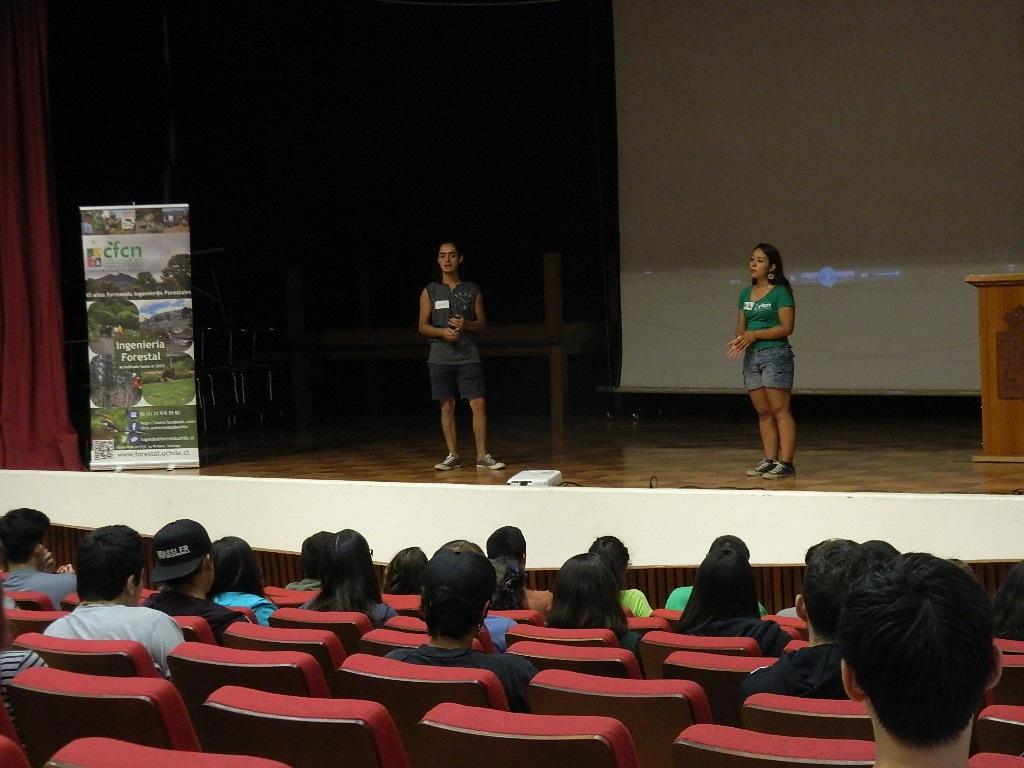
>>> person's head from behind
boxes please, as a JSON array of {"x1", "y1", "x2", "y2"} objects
[
  {"x1": 300, "y1": 531, "x2": 334, "y2": 582},
  {"x1": 486, "y1": 526, "x2": 527, "y2": 564},
  {"x1": 434, "y1": 539, "x2": 485, "y2": 557},
  {"x1": 797, "y1": 539, "x2": 865, "y2": 643},
  {"x1": 383, "y1": 547, "x2": 428, "y2": 595},
  {"x1": 839, "y1": 553, "x2": 1000, "y2": 750},
  {"x1": 76, "y1": 525, "x2": 145, "y2": 604},
  {"x1": 421, "y1": 549, "x2": 495, "y2": 641},
  {"x1": 209, "y1": 536, "x2": 265, "y2": 598},
  {"x1": 0, "y1": 508, "x2": 51, "y2": 567},
  {"x1": 490, "y1": 556, "x2": 526, "y2": 611},
  {"x1": 588, "y1": 535, "x2": 630, "y2": 590},
  {"x1": 993, "y1": 561, "x2": 1024, "y2": 641},
  {"x1": 151, "y1": 519, "x2": 213, "y2": 593},
  {"x1": 548, "y1": 553, "x2": 627, "y2": 638},
  {"x1": 310, "y1": 529, "x2": 381, "y2": 613},
  {"x1": 861, "y1": 539, "x2": 900, "y2": 569},
  {"x1": 708, "y1": 534, "x2": 751, "y2": 561},
  {"x1": 677, "y1": 548, "x2": 759, "y2": 632}
]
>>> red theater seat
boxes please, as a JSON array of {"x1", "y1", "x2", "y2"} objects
[
  {"x1": 996, "y1": 638, "x2": 1024, "y2": 655},
  {"x1": 43, "y1": 736, "x2": 291, "y2": 768},
  {"x1": 672, "y1": 723, "x2": 874, "y2": 768},
  {"x1": 171, "y1": 615, "x2": 217, "y2": 644},
  {"x1": 507, "y1": 641, "x2": 641, "y2": 679},
  {"x1": 381, "y1": 594, "x2": 422, "y2": 617},
  {"x1": 741, "y1": 693, "x2": 873, "y2": 740},
  {"x1": 991, "y1": 655, "x2": 1024, "y2": 706},
  {"x1": 652, "y1": 609, "x2": 682, "y2": 623},
  {"x1": 200, "y1": 685, "x2": 410, "y2": 768},
  {"x1": 970, "y1": 755, "x2": 1024, "y2": 768},
  {"x1": 505, "y1": 624, "x2": 617, "y2": 648},
  {"x1": 270, "y1": 607, "x2": 373, "y2": 655},
  {"x1": 639, "y1": 631, "x2": 760, "y2": 679},
  {"x1": 761, "y1": 615, "x2": 808, "y2": 641},
  {"x1": 13, "y1": 633, "x2": 161, "y2": 678},
  {"x1": 489, "y1": 609, "x2": 545, "y2": 626},
  {"x1": 385, "y1": 615, "x2": 428, "y2": 633},
  {"x1": 222, "y1": 622, "x2": 347, "y2": 696},
  {"x1": 626, "y1": 616, "x2": 672, "y2": 638},
  {"x1": 977, "y1": 705, "x2": 1024, "y2": 757},
  {"x1": 5, "y1": 591, "x2": 55, "y2": 611},
  {"x1": 663, "y1": 650, "x2": 778, "y2": 727},
  {"x1": 417, "y1": 702, "x2": 639, "y2": 768},
  {"x1": 6, "y1": 608, "x2": 68, "y2": 636},
  {"x1": 0, "y1": 735, "x2": 28, "y2": 768}
]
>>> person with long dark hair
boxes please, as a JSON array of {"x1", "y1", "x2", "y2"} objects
[
  {"x1": 382, "y1": 547, "x2": 428, "y2": 595},
  {"x1": 726, "y1": 243, "x2": 797, "y2": 479},
  {"x1": 588, "y1": 535, "x2": 652, "y2": 618},
  {"x1": 417, "y1": 241, "x2": 505, "y2": 472},
  {"x1": 209, "y1": 536, "x2": 277, "y2": 626},
  {"x1": 674, "y1": 547, "x2": 788, "y2": 656},
  {"x1": 303, "y1": 530, "x2": 396, "y2": 628},
  {"x1": 547, "y1": 553, "x2": 639, "y2": 652},
  {"x1": 993, "y1": 561, "x2": 1024, "y2": 641},
  {"x1": 490, "y1": 556, "x2": 527, "y2": 611}
]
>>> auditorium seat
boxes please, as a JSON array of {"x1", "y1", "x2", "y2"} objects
[
  {"x1": 5, "y1": 590, "x2": 55, "y2": 611},
  {"x1": 970, "y1": 754, "x2": 1024, "y2": 768},
  {"x1": 528, "y1": 668, "x2": 712, "y2": 768},
  {"x1": 13, "y1": 633, "x2": 162, "y2": 678},
  {"x1": 741, "y1": 693, "x2": 873, "y2": 740},
  {"x1": 261, "y1": 590, "x2": 314, "y2": 608},
  {"x1": 761, "y1": 615, "x2": 808, "y2": 641},
  {"x1": 663, "y1": 650, "x2": 778, "y2": 727},
  {"x1": 381, "y1": 594, "x2": 422, "y2": 617},
  {"x1": 199, "y1": 685, "x2": 409, "y2": 768},
  {"x1": 6, "y1": 608, "x2": 69, "y2": 636},
  {"x1": 61, "y1": 592, "x2": 82, "y2": 612},
  {"x1": 42, "y1": 736, "x2": 291, "y2": 768},
  {"x1": 783, "y1": 639, "x2": 810, "y2": 653},
  {"x1": 626, "y1": 616, "x2": 672, "y2": 638},
  {"x1": 7, "y1": 667, "x2": 199, "y2": 767},
  {"x1": 0, "y1": 688, "x2": 19, "y2": 743},
  {"x1": 990, "y1": 655, "x2": 1024, "y2": 706},
  {"x1": 507, "y1": 641, "x2": 641, "y2": 679},
  {"x1": 337, "y1": 653, "x2": 506, "y2": 765},
  {"x1": 166, "y1": 641, "x2": 331, "y2": 735},
  {"x1": 505, "y1": 624, "x2": 618, "y2": 648},
  {"x1": 358, "y1": 628, "x2": 483, "y2": 656},
  {"x1": 385, "y1": 615, "x2": 428, "y2": 633},
  {"x1": 977, "y1": 705, "x2": 1024, "y2": 756},
  {"x1": 417, "y1": 702, "x2": 639, "y2": 768},
  {"x1": 0, "y1": 735, "x2": 28, "y2": 768},
  {"x1": 226, "y1": 605, "x2": 259, "y2": 623},
  {"x1": 489, "y1": 609, "x2": 545, "y2": 625},
  {"x1": 222, "y1": 622, "x2": 347, "y2": 696},
  {"x1": 171, "y1": 615, "x2": 217, "y2": 644},
  {"x1": 672, "y1": 723, "x2": 874, "y2": 768},
  {"x1": 652, "y1": 609, "x2": 682, "y2": 623},
  {"x1": 270, "y1": 607, "x2": 372, "y2": 655},
  {"x1": 639, "y1": 631, "x2": 760, "y2": 679},
  {"x1": 996, "y1": 638, "x2": 1024, "y2": 655}
]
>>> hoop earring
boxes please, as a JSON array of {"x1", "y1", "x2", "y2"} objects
[{"x1": 768, "y1": 271, "x2": 775, "y2": 282}]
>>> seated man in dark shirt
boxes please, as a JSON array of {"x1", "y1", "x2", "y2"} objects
[
  {"x1": 385, "y1": 548, "x2": 537, "y2": 712},
  {"x1": 741, "y1": 538, "x2": 865, "y2": 700},
  {"x1": 142, "y1": 518, "x2": 248, "y2": 641}
]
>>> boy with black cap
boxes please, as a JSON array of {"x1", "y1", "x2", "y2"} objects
[
  {"x1": 385, "y1": 548, "x2": 537, "y2": 712},
  {"x1": 141, "y1": 518, "x2": 248, "y2": 640}
]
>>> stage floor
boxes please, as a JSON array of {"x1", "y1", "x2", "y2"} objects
[{"x1": 189, "y1": 410, "x2": 1024, "y2": 495}]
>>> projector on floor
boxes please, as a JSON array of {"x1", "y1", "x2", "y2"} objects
[{"x1": 506, "y1": 469, "x2": 562, "y2": 487}]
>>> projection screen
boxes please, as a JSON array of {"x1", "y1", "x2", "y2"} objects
[{"x1": 614, "y1": 1, "x2": 1024, "y2": 393}]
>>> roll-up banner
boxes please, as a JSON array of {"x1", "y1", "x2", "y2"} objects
[{"x1": 81, "y1": 204, "x2": 199, "y2": 470}]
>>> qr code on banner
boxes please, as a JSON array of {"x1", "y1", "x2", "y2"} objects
[{"x1": 92, "y1": 441, "x2": 115, "y2": 461}]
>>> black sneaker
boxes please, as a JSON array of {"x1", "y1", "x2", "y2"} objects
[
  {"x1": 763, "y1": 461, "x2": 796, "y2": 479},
  {"x1": 746, "y1": 458, "x2": 777, "y2": 477}
]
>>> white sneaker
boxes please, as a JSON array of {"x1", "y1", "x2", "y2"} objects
[
  {"x1": 475, "y1": 453, "x2": 506, "y2": 470},
  {"x1": 434, "y1": 453, "x2": 461, "y2": 471}
]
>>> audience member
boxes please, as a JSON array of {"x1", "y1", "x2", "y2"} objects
[
  {"x1": 434, "y1": 540, "x2": 515, "y2": 651},
  {"x1": 741, "y1": 539, "x2": 865, "y2": 699},
  {"x1": 547, "y1": 553, "x2": 640, "y2": 653},
  {"x1": 0, "y1": 508, "x2": 77, "y2": 608},
  {"x1": 674, "y1": 547, "x2": 788, "y2": 656},
  {"x1": 993, "y1": 561, "x2": 1024, "y2": 641},
  {"x1": 285, "y1": 531, "x2": 333, "y2": 591},
  {"x1": 861, "y1": 539, "x2": 900, "y2": 568},
  {"x1": 385, "y1": 549, "x2": 537, "y2": 711},
  {"x1": 45, "y1": 525, "x2": 184, "y2": 676},
  {"x1": 486, "y1": 526, "x2": 553, "y2": 616},
  {"x1": 665, "y1": 534, "x2": 767, "y2": 615},
  {"x1": 0, "y1": 581, "x2": 46, "y2": 726},
  {"x1": 838, "y1": 553, "x2": 1001, "y2": 768},
  {"x1": 489, "y1": 556, "x2": 526, "y2": 610},
  {"x1": 303, "y1": 530, "x2": 396, "y2": 627},
  {"x1": 382, "y1": 547, "x2": 428, "y2": 595},
  {"x1": 589, "y1": 535, "x2": 652, "y2": 618},
  {"x1": 142, "y1": 519, "x2": 248, "y2": 641},
  {"x1": 209, "y1": 536, "x2": 277, "y2": 626}
]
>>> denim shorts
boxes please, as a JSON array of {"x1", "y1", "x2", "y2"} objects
[{"x1": 743, "y1": 345, "x2": 794, "y2": 390}]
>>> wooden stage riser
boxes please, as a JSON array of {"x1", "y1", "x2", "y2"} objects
[{"x1": 46, "y1": 524, "x2": 1015, "y2": 613}]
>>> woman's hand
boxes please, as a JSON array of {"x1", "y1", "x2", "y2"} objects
[{"x1": 726, "y1": 331, "x2": 758, "y2": 359}]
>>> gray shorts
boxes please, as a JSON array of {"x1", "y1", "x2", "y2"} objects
[
  {"x1": 743, "y1": 346, "x2": 794, "y2": 390},
  {"x1": 429, "y1": 362, "x2": 486, "y2": 400}
]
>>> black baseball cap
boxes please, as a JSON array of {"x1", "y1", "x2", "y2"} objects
[
  {"x1": 422, "y1": 549, "x2": 496, "y2": 607},
  {"x1": 150, "y1": 519, "x2": 211, "y2": 582}
]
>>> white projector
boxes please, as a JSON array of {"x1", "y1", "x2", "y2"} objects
[{"x1": 506, "y1": 469, "x2": 562, "y2": 487}]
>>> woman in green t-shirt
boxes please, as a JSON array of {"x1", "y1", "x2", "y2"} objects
[{"x1": 726, "y1": 244, "x2": 797, "y2": 479}]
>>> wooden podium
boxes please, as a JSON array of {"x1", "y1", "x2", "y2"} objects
[{"x1": 965, "y1": 273, "x2": 1024, "y2": 462}]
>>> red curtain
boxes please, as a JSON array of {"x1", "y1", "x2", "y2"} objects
[{"x1": 0, "y1": 0, "x2": 82, "y2": 470}]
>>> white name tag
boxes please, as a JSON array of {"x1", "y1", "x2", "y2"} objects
[
  {"x1": 743, "y1": 301, "x2": 755, "y2": 310},
  {"x1": 435, "y1": 300, "x2": 450, "y2": 310}
]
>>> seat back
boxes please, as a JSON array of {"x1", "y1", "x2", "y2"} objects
[
  {"x1": 381, "y1": 594, "x2": 422, "y2": 617},
  {"x1": 61, "y1": 593, "x2": 82, "y2": 612},
  {"x1": 337, "y1": 653, "x2": 507, "y2": 766},
  {"x1": 166, "y1": 641, "x2": 330, "y2": 733},
  {"x1": 672, "y1": 723, "x2": 874, "y2": 768},
  {"x1": 222, "y1": 623, "x2": 347, "y2": 696},
  {"x1": 977, "y1": 705, "x2": 1024, "y2": 757},
  {"x1": 663, "y1": 651, "x2": 777, "y2": 727},
  {"x1": 507, "y1": 641, "x2": 641, "y2": 679},
  {"x1": 6, "y1": 608, "x2": 68, "y2": 636},
  {"x1": 13, "y1": 633, "x2": 161, "y2": 678},
  {"x1": 995, "y1": 639, "x2": 1024, "y2": 655},
  {"x1": 741, "y1": 693, "x2": 873, "y2": 740},
  {"x1": 761, "y1": 616, "x2": 808, "y2": 641},
  {"x1": 6, "y1": 591, "x2": 55, "y2": 611},
  {"x1": 360, "y1": 628, "x2": 431, "y2": 656},
  {"x1": 269, "y1": 607, "x2": 373, "y2": 655},
  {"x1": 199, "y1": 685, "x2": 409, "y2": 768},
  {"x1": 970, "y1": 755, "x2": 1024, "y2": 768},
  {"x1": 0, "y1": 735, "x2": 28, "y2": 768},
  {"x1": 43, "y1": 736, "x2": 292, "y2": 768},
  {"x1": 385, "y1": 615, "x2": 428, "y2": 633},
  {"x1": 640, "y1": 631, "x2": 760, "y2": 679},
  {"x1": 529, "y1": 669, "x2": 712, "y2": 768},
  {"x1": 171, "y1": 615, "x2": 218, "y2": 644},
  {"x1": 489, "y1": 609, "x2": 544, "y2": 626},
  {"x1": 7, "y1": 667, "x2": 199, "y2": 767},
  {"x1": 226, "y1": 605, "x2": 259, "y2": 622},
  {"x1": 626, "y1": 616, "x2": 672, "y2": 638},
  {"x1": 506, "y1": 624, "x2": 618, "y2": 648},
  {"x1": 991, "y1": 655, "x2": 1024, "y2": 705},
  {"x1": 261, "y1": 590, "x2": 316, "y2": 608},
  {"x1": 417, "y1": 702, "x2": 639, "y2": 768}
]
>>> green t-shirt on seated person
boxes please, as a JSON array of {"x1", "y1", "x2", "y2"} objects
[
  {"x1": 738, "y1": 285, "x2": 794, "y2": 350},
  {"x1": 665, "y1": 585, "x2": 767, "y2": 616}
]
